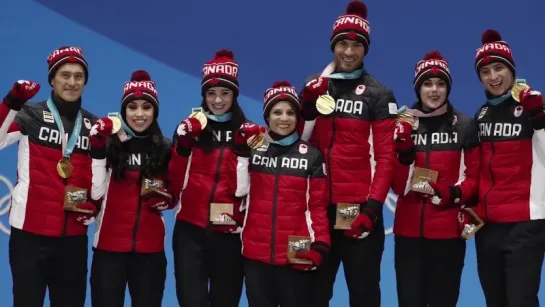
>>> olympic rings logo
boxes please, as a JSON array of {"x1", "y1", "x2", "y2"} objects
[{"x1": 0, "y1": 175, "x2": 13, "y2": 235}]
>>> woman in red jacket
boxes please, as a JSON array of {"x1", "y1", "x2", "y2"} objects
[
  {"x1": 234, "y1": 81, "x2": 330, "y2": 307},
  {"x1": 88, "y1": 70, "x2": 176, "y2": 307},
  {"x1": 168, "y1": 49, "x2": 248, "y2": 307},
  {"x1": 391, "y1": 51, "x2": 480, "y2": 307}
]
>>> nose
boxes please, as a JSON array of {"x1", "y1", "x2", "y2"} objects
[
  {"x1": 431, "y1": 84, "x2": 438, "y2": 91},
  {"x1": 67, "y1": 76, "x2": 76, "y2": 86},
  {"x1": 215, "y1": 96, "x2": 222, "y2": 103},
  {"x1": 489, "y1": 70, "x2": 499, "y2": 80},
  {"x1": 280, "y1": 113, "x2": 289, "y2": 121},
  {"x1": 344, "y1": 47, "x2": 354, "y2": 56},
  {"x1": 136, "y1": 108, "x2": 144, "y2": 116}
]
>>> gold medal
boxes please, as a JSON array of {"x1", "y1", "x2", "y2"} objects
[
  {"x1": 316, "y1": 95, "x2": 335, "y2": 115},
  {"x1": 396, "y1": 107, "x2": 416, "y2": 127},
  {"x1": 247, "y1": 133, "x2": 265, "y2": 149},
  {"x1": 511, "y1": 79, "x2": 530, "y2": 102},
  {"x1": 189, "y1": 107, "x2": 208, "y2": 129},
  {"x1": 57, "y1": 158, "x2": 74, "y2": 179},
  {"x1": 108, "y1": 116, "x2": 122, "y2": 134}
]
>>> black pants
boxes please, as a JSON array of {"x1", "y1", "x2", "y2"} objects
[
  {"x1": 9, "y1": 227, "x2": 88, "y2": 307},
  {"x1": 172, "y1": 220, "x2": 244, "y2": 307},
  {"x1": 90, "y1": 249, "x2": 167, "y2": 307},
  {"x1": 244, "y1": 258, "x2": 313, "y2": 307},
  {"x1": 310, "y1": 208, "x2": 385, "y2": 307},
  {"x1": 475, "y1": 220, "x2": 545, "y2": 307},
  {"x1": 394, "y1": 236, "x2": 466, "y2": 307}
]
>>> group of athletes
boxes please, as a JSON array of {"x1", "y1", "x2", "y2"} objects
[{"x1": 1, "y1": 1, "x2": 544, "y2": 307}]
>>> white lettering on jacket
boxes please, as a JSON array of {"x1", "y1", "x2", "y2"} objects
[
  {"x1": 336, "y1": 99, "x2": 363, "y2": 115},
  {"x1": 251, "y1": 155, "x2": 308, "y2": 171},
  {"x1": 479, "y1": 123, "x2": 521, "y2": 137},
  {"x1": 413, "y1": 132, "x2": 458, "y2": 146},
  {"x1": 38, "y1": 127, "x2": 89, "y2": 150}
]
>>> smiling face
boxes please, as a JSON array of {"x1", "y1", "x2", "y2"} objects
[
  {"x1": 419, "y1": 77, "x2": 448, "y2": 109},
  {"x1": 125, "y1": 99, "x2": 155, "y2": 132},
  {"x1": 205, "y1": 87, "x2": 234, "y2": 115},
  {"x1": 479, "y1": 62, "x2": 515, "y2": 96},
  {"x1": 268, "y1": 101, "x2": 297, "y2": 136},
  {"x1": 50, "y1": 63, "x2": 86, "y2": 102},
  {"x1": 333, "y1": 39, "x2": 365, "y2": 73}
]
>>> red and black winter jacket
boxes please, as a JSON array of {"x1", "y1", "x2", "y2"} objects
[
  {"x1": 168, "y1": 120, "x2": 244, "y2": 230},
  {"x1": 241, "y1": 139, "x2": 329, "y2": 265},
  {"x1": 302, "y1": 72, "x2": 398, "y2": 212},
  {"x1": 0, "y1": 94, "x2": 96, "y2": 237},
  {"x1": 391, "y1": 104, "x2": 480, "y2": 239},
  {"x1": 91, "y1": 136, "x2": 174, "y2": 253},
  {"x1": 475, "y1": 95, "x2": 545, "y2": 223}
]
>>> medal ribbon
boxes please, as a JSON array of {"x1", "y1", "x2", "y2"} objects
[
  {"x1": 47, "y1": 97, "x2": 82, "y2": 159},
  {"x1": 107, "y1": 112, "x2": 145, "y2": 140},
  {"x1": 206, "y1": 112, "x2": 232, "y2": 122},
  {"x1": 321, "y1": 61, "x2": 365, "y2": 80},
  {"x1": 266, "y1": 132, "x2": 299, "y2": 146}
]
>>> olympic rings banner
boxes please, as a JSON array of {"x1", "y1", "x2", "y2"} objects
[{"x1": 1, "y1": 0, "x2": 545, "y2": 305}]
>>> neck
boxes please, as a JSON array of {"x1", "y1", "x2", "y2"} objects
[
  {"x1": 51, "y1": 91, "x2": 81, "y2": 118},
  {"x1": 268, "y1": 130, "x2": 299, "y2": 146}
]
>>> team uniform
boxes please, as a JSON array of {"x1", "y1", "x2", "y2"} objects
[
  {"x1": 0, "y1": 46, "x2": 96, "y2": 307},
  {"x1": 168, "y1": 50, "x2": 246, "y2": 307},
  {"x1": 472, "y1": 29, "x2": 545, "y2": 307},
  {"x1": 236, "y1": 81, "x2": 330, "y2": 307},
  {"x1": 391, "y1": 51, "x2": 480, "y2": 307},
  {"x1": 89, "y1": 71, "x2": 175, "y2": 307}
]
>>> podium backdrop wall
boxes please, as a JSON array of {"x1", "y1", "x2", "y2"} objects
[{"x1": 1, "y1": 0, "x2": 544, "y2": 305}]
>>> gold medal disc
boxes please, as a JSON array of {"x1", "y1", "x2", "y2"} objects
[
  {"x1": 396, "y1": 107, "x2": 416, "y2": 126},
  {"x1": 511, "y1": 80, "x2": 530, "y2": 102},
  {"x1": 57, "y1": 158, "x2": 74, "y2": 179},
  {"x1": 189, "y1": 111, "x2": 208, "y2": 129},
  {"x1": 316, "y1": 95, "x2": 335, "y2": 115},
  {"x1": 108, "y1": 116, "x2": 122, "y2": 134},
  {"x1": 247, "y1": 133, "x2": 265, "y2": 149}
]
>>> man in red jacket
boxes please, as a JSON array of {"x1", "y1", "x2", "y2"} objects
[
  {"x1": 299, "y1": 1, "x2": 398, "y2": 306},
  {"x1": 0, "y1": 46, "x2": 97, "y2": 307},
  {"x1": 473, "y1": 29, "x2": 545, "y2": 307}
]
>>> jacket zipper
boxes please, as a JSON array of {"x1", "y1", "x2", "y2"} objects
[
  {"x1": 326, "y1": 115, "x2": 337, "y2": 205},
  {"x1": 482, "y1": 141, "x2": 495, "y2": 221},
  {"x1": 61, "y1": 178, "x2": 68, "y2": 236},
  {"x1": 131, "y1": 172, "x2": 144, "y2": 252},
  {"x1": 207, "y1": 146, "x2": 226, "y2": 232},
  {"x1": 419, "y1": 132, "x2": 431, "y2": 238},
  {"x1": 270, "y1": 166, "x2": 281, "y2": 265}
]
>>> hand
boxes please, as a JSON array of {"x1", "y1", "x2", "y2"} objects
[
  {"x1": 458, "y1": 206, "x2": 474, "y2": 237},
  {"x1": 72, "y1": 202, "x2": 97, "y2": 226},
  {"x1": 175, "y1": 117, "x2": 202, "y2": 149},
  {"x1": 89, "y1": 117, "x2": 113, "y2": 149},
  {"x1": 426, "y1": 182, "x2": 462, "y2": 208},
  {"x1": 291, "y1": 241, "x2": 330, "y2": 271},
  {"x1": 211, "y1": 212, "x2": 245, "y2": 234},
  {"x1": 519, "y1": 87, "x2": 543, "y2": 112},
  {"x1": 394, "y1": 120, "x2": 415, "y2": 165},
  {"x1": 344, "y1": 204, "x2": 378, "y2": 239},
  {"x1": 3, "y1": 80, "x2": 41, "y2": 111},
  {"x1": 143, "y1": 191, "x2": 173, "y2": 211},
  {"x1": 233, "y1": 123, "x2": 266, "y2": 157},
  {"x1": 302, "y1": 77, "x2": 329, "y2": 102}
]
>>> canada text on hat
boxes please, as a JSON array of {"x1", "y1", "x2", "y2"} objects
[
  {"x1": 122, "y1": 70, "x2": 158, "y2": 106},
  {"x1": 202, "y1": 61, "x2": 239, "y2": 80},
  {"x1": 264, "y1": 83, "x2": 298, "y2": 104},
  {"x1": 474, "y1": 29, "x2": 515, "y2": 72},
  {"x1": 413, "y1": 50, "x2": 452, "y2": 93},
  {"x1": 330, "y1": 1, "x2": 371, "y2": 54}
]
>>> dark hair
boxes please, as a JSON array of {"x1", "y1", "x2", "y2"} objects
[
  {"x1": 196, "y1": 97, "x2": 247, "y2": 153},
  {"x1": 106, "y1": 123, "x2": 171, "y2": 181}
]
